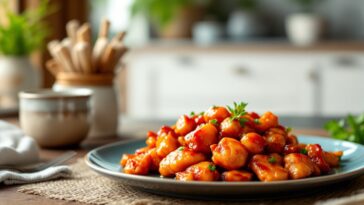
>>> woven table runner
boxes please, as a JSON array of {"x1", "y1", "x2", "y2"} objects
[{"x1": 18, "y1": 160, "x2": 364, "y2": 205}]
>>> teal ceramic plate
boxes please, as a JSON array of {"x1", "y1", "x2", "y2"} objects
[{"x1": 86, "y1": 136, "x2": 364, "y2": 199}]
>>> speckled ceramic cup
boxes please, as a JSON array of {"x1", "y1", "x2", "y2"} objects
[{"x1": 19, "y1": 89, "x2": 92, "y2": 148}]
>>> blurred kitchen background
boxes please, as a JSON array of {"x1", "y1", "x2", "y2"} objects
[{"x1": 0, "y1": 0, "x2": 364, "y2": 125}]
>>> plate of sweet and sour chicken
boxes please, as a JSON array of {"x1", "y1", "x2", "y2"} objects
[{"x1": 120, "y1": 102, "x2": 344, "y2": 182}]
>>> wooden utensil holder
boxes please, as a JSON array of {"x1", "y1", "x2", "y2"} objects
[
  {"x1": 53, "y1": 72, "x2": 118, "y2": 139},
  {"x1": 55, "y1": 72, "x2": 114, "y2": 86}
]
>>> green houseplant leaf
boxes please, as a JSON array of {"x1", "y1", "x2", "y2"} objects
[
  {"x1": 130, "y1": 0, "x2": 207, "y2": 29},
  {"x1": 0, "y1": 0, "x2": 52, "y2": 56}
]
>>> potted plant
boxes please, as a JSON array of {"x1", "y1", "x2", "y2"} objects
[
  {"x1": 130, "y1": 0, "x2": 208, "y2": 39},
  {"x1": 285, "y1": 0, "x2": 324, "y2": 46},
  {"x1": 0, "y1": 0, "x2": 50, "y2": 108},
  {"x1": 227, "y1": 0, "x2": 264, "y2": 40}
]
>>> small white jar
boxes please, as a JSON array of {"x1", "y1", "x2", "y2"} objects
[
  {"x1": 286, "y1": 13, "x2": 323, "y2": 46},
  {"x1": 53, "y1": 72, "x2": 118, "y2": 138}
]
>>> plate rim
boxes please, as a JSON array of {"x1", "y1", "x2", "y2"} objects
[{"x1": 85, "y1": 135, "x2": 364, "y2": 187}]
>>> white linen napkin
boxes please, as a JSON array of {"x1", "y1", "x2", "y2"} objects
[
  {"x1": 0, "y1": 120, "x2": 72, "y2": 185},
  {"x1": 0, "y1": 121, "x2": 39, "y2": 165},
  {"x1": 0, "y1": 165, "x2": 72, "y2": 185}
]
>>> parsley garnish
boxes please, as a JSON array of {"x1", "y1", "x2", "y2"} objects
[
  {"x1": 190, "y1": 111, "x2": 195, "y2": 116},
  {"x1": 227, "y1": 102, "x2": 248, "y2": 126},
  {"x1": 178, "y1": 147, "x2": 184, "y2": 151},
  {"x1": 210, "y1": 119, "x2": 218, "y2": 125},
  {"x1": 254, "y1": 118, "x2": 260, "y2": 124},
  {"x1": 286, "y1": 127, "x2": 292, "y2": 133},
  {"x1": 300, "y1": 148, "x2": 308, "y2": 155},
  {"x1": 208, "y1": 164, "x2": 216, "y2": 171},
  {"x1": 325, "y1": 114, "x2": 364, "y2": 144},
  {"x1": 268, "y1": 156, "x2": 276, "y2": 163},
  {"x1": 199, "y1": 111, "x2": 205, "y2": 115}
]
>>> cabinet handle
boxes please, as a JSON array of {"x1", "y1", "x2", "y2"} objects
[
  {"x1": 176, "y1": 55, "x2": 195, "y2": 67},
  {"x1": 308, "y1": 69, "x2": 319, "y2": 82},
  {"x1": 232, "y1": 66, "x2": 250, "y2": 76},
  {"x1": 333, "y1": 56, "x2": 359, "y2": 68}
]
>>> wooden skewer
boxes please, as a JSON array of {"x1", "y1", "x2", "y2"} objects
[
  {"x1": 93, "y1": 19, "x2": 111, "y2": 72},
  {"x1": 98, "y1": 18, "x2": 110, "y2": 38},
  {"x1": 111, "y1": 31, "x2": 126, "y2": 43},
  {"x1": 99, "y1": 42, "x2": 117, "y2": 73},
  {"x1": 66, "y1": 20, "x2": 80, "y2": 46},
  {"x1": 47, "y1": 40, "x2": 68, "y2": 73},
  {"x1": 77, "y1": 23, "x2": 92, "y2": 44},
  {"x1": 54, "y1": 44, "x2": 75, "y2": 72},
  {"x1": 74, "y1": 42, "x2": 93, "y2": 74},
  {"x1": 47, "y1": 40, "x2": 60, "y2": 56},
  {"x1": 46, "y1": 59, "x2": 60, "y2": 77},
  {"x1": 110, "y1": 42, "x2": 128, "y2": 71},
  {"x1": 99, "y1": 41, "x2": 128, "y2": 73},
  {"x1": 61, "y1": 38, "x2": 72, "y2": 51}
]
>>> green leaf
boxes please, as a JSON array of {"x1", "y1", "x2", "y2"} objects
[
  {"x1": 300, "y1": 149, "x2": 308, "y2": 155},
  {"x1": 324, "y1": 113, "x2": 364, "y2": 145},
  {"x1": 208, "y1": 164, "x2": 216, "y2": 171},
  {"x1": 0, "y1": 0, "x2": 53, "y2": 55},
  {"x1": 227, "y1": 101, "x2": 248, "y2": 127},
  {"x1": 268, "y1": 156, "x2": 276, "y2": 163},
  {"x1": 209, "y1": 119, "x2": 218, "y2": 125},
  {"x1": 178, "y1": 146, "x2": 184, "y2": 151},
  {"x1": 190, "y1": 111, "x2": 195, "y2": 116}
]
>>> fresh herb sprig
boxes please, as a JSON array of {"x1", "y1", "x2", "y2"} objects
[
  {"x1": 325, "y1": 114, "x2": 364, "y2": 144},
  {"x1": 227, "y1": 102, "x2": 248, "y2": 126}
]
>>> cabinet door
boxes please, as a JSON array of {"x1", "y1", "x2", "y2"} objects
[
  {"x1": 320, "y1": 54, "x2": 364, "y2": 116},
  {"x1": 127, "y1": 52, "x2": 317, "y2": 119}
]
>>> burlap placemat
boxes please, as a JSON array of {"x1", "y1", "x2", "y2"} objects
[{"x1": 18, "y1": 160, "x2": 364, "y2": 205}]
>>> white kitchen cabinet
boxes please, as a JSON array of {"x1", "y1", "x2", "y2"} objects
[
  {"x1": 320, "y1": 53, "x2": 364, "y2": 116},
  {"x1": 126, "y1": 45, "x2": 364, "y2": 119},
  {"x1": 127, "y1": 52, "x2": 318, "y2": 119}
]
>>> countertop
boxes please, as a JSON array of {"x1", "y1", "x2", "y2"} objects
[{"x1": 130, "y1": 40, "x2": 364, "y2": 53}]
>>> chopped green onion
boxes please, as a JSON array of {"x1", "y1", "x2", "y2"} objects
[
  {"x1": 208, "y1": 164, "x2": 216, "y2": 171},
  {"x1": 268, "y1": 156, "x2": 276, "y2": 163},
  {"x1": 300, "y1": 148, "x2": 308, "y2": 155},
  {"x1": 210, "y1": 119, "x2": 218, "y2": 125}
]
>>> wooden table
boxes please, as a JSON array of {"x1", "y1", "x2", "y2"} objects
[{"x1": 0, "y1": 117, "x2": 329, "y2": 205}]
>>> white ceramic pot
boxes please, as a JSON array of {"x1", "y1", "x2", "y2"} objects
[
  {"x1": 227, "y1": 10, "x2": 264, "y2": 40},
  {"x1": 53, "y1": 83, "x2": 118, "y2": 138},
  {"x1": 192, "y1": 21, "x2": 223, "y2": 45},
  {"x1": 0, "y1": 56, "x2": 41, "y2": 108},
  {"x1": 19, "y1": 89, "x2": 92, "y2": 148},
  {"x1": 286, "y1": 13, "x2": 323, "y2": 46}
]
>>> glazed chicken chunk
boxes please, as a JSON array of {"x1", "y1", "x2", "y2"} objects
[
  {"x1": 211, "y1": 137, "x2": 249, "y2": 170},
  {"x1": 176, "y1": 161, "x2": 220, "y2": 181},
  {"x1": 284, "y1": 153, "x2": 319, "y2": 179},
  {"x1": 221, "y1": 170, "x2": 253, "y2": 182},
  {"x1": 159, "y1": 147, "x2": 206, "y2": 177},
  {"x1": 249, "y1": 154, "x2": 289, "y2": 181}
]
